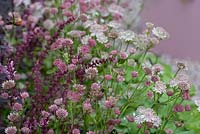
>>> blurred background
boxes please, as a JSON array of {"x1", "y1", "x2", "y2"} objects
[
  {"x1": 141, "y1": 0, "x2": 200, "y2": 60},
  {"x1": 142, "y1": 0, "x2": 199, "y2": 60}
]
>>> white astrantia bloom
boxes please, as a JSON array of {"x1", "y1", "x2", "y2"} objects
[
  {"x1": 83, "y1": 20, "x2": 95, "y2": 28},
  {"x1": 107, "y1": 21, "x2": 121, "y2": 29},
  {"x1": 134, "y1": 34, "x2": 149, "y2": 50},
  {"x1": 152, "y1": 27, "x2": 169, "y2": 40},
  {"x1": 2, "y1": 80, "x2": 16, "y2": 89},
  {"x1": 90, "y1": 24, "x2": 108, "y2": 36},
  {"x1": 81, "y1": 35, "x2": 91, "y2": 45},
  {"x1": 154, "y1": 81, "x2": 166, "y2": 94},
  {"x1": 134, "y1": 106, "x2": 161, "y2": 127},
  {"x1": 96, "y1": 33, "x2": 108, "y2": 44},
  {"x1": 118, "y1": 30, "x2": 136, "y2": 42}
]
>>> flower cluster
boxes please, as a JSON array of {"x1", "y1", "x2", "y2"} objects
[{"x1": 0, "y1": 0, "x2": 196, "y2": 134}]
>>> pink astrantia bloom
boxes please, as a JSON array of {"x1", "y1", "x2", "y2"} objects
[
  {"x1": 104, "y1": 96, "x2": 117, "y2": 109},
  {"x1": 7, "y1": 112, "x2": 20, "y2": 122},
  {"x1": 56, "y1": 108, "x2": 68, "y2": 119},
  {"x1": 53, "y1": 59, "x2": 67, "y2": 73},
  {"x1": 80, "y1": 45, "x2": 90, "y2": 54},
  {"x1": 49, "y1": 104, "x2": 58, "y2": 112},
  {"x1": 72, "y1": 129, "x2": 80, "y2": 134},
  {"x1": 117, "y1": 75, "x2": 125, "y2": 82},
  {"x1": 83, "y1": 100, "x2": 93, "y2": 113},
  {"x1": 21, "y1": 127, "x2": 31, "y2": 134},
  {"x1": 85, "y1": 67, "x2": 98, "y2": 79},
  {"x1": 20, "y1": 92, "x2": 29, "y2": 99},
  {"x1": 13, "y1": 103, "x2": 23, "y2": 111},
  {"x1": 104, "y1": 74, "x2": 112, "y2": 80},
  {"x1": 5, "y1": 126, "x2": 17, "y2": 134},
  {"x1": 134, "y1": 106, "x2": 161, "y2": 127}
]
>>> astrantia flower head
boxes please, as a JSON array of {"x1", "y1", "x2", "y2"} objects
[
  {"x1": 5, "y1": 126, "x2": 17, "y2": 134},
  {"x1": 152, "y1": 27, "x2": 169, "y2": 40},
  {"x1": 135, "y1": 106, "x2": 161, "y2": 127},
  {"x1": 56, "y1": 108, "x2": 68, "y2": 119},
  {"x1": 2, "y1": 80, "x2": 15, "y2": 89},
  {"x1": 54, "y1": 98, "x2": 63, "y2": 105},
  {"x1": 12, "y1": 102, "x2": 23, "y2": 111},
  {"x1": 119, "y1": 30, "x2": 136, "y2": 42},
  {"x1": 68, "y1": 30, "x2": 86, "y2": 38},
  {"x1": 154, "y1": 81, "x2": 166, "y2": 94},
  {"x1": 85, "y1": 67, "x2": 98, "y2": 79},
  {"x1": 107, "y1": 21, "x2": 121, "y2": 29},
  {"x1": 7, "y1": 112, "x2": 20, "y2": 122},
  {"x1": 21, "y1": 127, "x2": 31, "y2": 134},
  {"x1": 96, "y1": 33, "x2": 108, "y2": 44}
]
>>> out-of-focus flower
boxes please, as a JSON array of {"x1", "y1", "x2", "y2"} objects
[
  {"x1": 13, "y1": 103, "x2": 23, "y2": 111},
  {"x1": 5, "y1": 126, "x2": 17, "y2": 134},
  {"x1": 56, "y1": 108, "x2": 68, "y2": 119},
  {"x1": 119, "y1": 30, "x2": 135, "y2": 42},
  {"x1": 2, "y1": 80, "x2": 15, "y2": 89},
  {"x1": 7, "y1": 112, "x2": 20, "y2": 122},
  {"x1": 152, "y1": 27, "x2": 169, "y2": 40},
  {"x1": 154, "y1": 81, "x2": 166, "y2": 94},
  {"x1": 54, "y1": 98, "x2": 63, "y2": 105},
  {"x1": 21, "y1": 127, "x2": 31, "y2": 134}
]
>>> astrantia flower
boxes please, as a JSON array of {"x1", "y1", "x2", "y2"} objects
[
  {"x1": 152, "y1": 27, "x2": 169, "y2": 40},
  {"x1": 72, "y1": 128, "x2": 80, "y2": 134},
  {"x1": 107, "y1": 21, "x2": 121, "y2": 29},
  {"x1": 119, "y1": 30, "x2": 136, "y2": 42},
  {"x1": 13, "y1": 103, "x2": 23, "y2": 111},
  {"x1": 90, "y1": 24, "x2": 108, "y2": 36},
  {"x1": 7, "y1": 112, "x2": 20, "y2": 122},
  {"x1": 68, "y1": 30, "x2": 86, "y2": 38},
  {"x1": 86, "y1": 131, "x2": 95, "y2": 134},
  {"x1": 53, "y1": 59, "x2": 67, "y2": 73},
  {"x1": 83, "y1": 100, "x2": 93, "y2": 113},
  {"x1": 49, "y1": 104, "x2": 58, "y2": 112},
  {"x1": 56, "y1": 108, "x2": 68, "y2": 119},
  {"x1": 2, "y1": 80, "x2": 15, "y2": 89},
  {"x1": 108, "y1": 4, "x2": 124, "y2": 17},
  {"x1": 21, "y1": 127, "x2": 31, "y2": 134},
  {"x1": 5, "y1": 126, "x2": 17, "y2": 134},
  {"x1": 54, "y1": 98, "x2": 63, "y2": 105},
  {"x1": 96, "y1": 33, "x2": 108, "y2": 44},
  {"x1": 80, "y1": 45, "x2": 90, "y2": 54},
  {"x1": 134, "y1": 106, "x2": 161, "y2": 127},
  {"x1": 81, "y1": 35, "x2": 91, "y2": 45},
  {"x1": 134, "y1": 34, "x2": 149, "y2": 50},
  {"x1": 153, "y1": 81, "x2": 166, "y2": 94},
  {"x1": 20, "y1": 92, "x2": 29, "y2": 99},
  {"x1": 104, "y1": 96, "x2": 117, "y2": 109},
  {"x1": 85, "y1": 67, "x2": 98, "y2": 79}
]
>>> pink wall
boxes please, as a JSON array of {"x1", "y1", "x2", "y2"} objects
[{"x1": 141, "y1": 0, "x2": 200, "y2": 60}]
